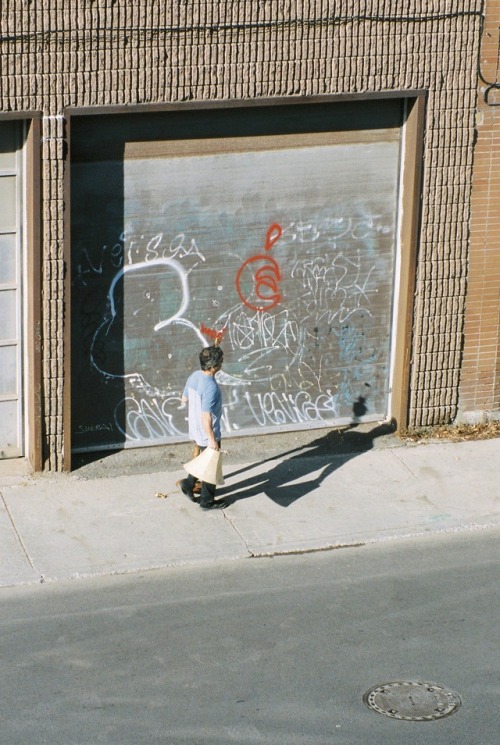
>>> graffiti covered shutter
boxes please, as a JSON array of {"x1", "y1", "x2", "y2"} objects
[{"x1": 70, "y1": 100, "x2": 402, "y2": 452}]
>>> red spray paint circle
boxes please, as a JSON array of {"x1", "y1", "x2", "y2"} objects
[
  {"x1": 235, "y1": 223, "x2": 284, "y2": 311},
  {"x1": 236, "y1": 254, "x2": 282, "y2": 311}
]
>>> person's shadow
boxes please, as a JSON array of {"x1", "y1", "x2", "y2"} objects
[{"x1": 218, "y1": 414, "x2": 396, "y2": 508}]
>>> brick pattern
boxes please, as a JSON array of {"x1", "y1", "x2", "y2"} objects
[
  {"x1": 459, "y1": 0, "x2": 500, "y2": 421},
  {"x1": 0, "y1": 1, "x2": 486, "y2": 468}
]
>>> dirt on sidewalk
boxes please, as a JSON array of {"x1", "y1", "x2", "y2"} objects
[{"x1": 398, "y1": 420, "x2": 500, "y2": 443}]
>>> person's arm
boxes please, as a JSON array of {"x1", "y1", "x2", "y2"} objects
[
  {"x1": 179, "y1": 384, "x2": 188, "y2": 408},
  {"x1": 200, "y1": 411, "x2": 219, "y2": 450}
]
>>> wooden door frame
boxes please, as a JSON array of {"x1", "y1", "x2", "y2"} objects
[{"x1": 0, "y1": 112, "x2": 43, "y2": 470}]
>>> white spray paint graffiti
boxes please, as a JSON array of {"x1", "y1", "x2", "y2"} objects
[
  {"x1": 90, "y1": 258, "x2": 206, "y2": 386},
  {"x1": 73, "y1": 213, "x2": 394, "y2": 445},
  {"x1": 292, "y1": 250, "x2": 376, "y2": 325},
  {"x1": 115, "y1": 396, "x2": 186, "y2": 440}
]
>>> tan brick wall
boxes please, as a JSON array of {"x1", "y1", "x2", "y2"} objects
[
  {"x1": 0, "y1": 1, "x2": 486, "y2": 467},
  {"x1": 459, "y1": 0, "x2": 500, "y2": 421}
]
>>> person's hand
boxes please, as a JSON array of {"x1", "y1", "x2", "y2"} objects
[{"x1": 208, "y1": 440, "x2": 220, "y2": 451}]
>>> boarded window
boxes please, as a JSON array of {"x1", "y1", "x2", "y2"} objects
[{"x1": 70, "y1": 100, "x2": 403, "y2": 451}]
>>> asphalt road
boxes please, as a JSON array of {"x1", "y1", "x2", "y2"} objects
[{"x1": 1, "y1": 528, "x2": 498, "y2": 744}]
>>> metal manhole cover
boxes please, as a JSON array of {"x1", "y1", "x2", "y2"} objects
[{"x1": 363, "y1": 681, "x2": 462, "y2": 721}]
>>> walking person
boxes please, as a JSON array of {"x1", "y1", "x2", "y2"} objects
[{"x1": 178, "y1": 345, "x2": 228, "y2": 510}]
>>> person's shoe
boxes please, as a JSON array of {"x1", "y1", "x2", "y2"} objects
[
  {"x1": 200, "y1": 499, "x2": 227, "y2": 511},
  {"x1": 177, "y1": 479, "x2": 197, "y2": 502}
]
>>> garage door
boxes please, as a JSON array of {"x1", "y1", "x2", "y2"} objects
[{"x1": 70, "y1": 100, "x2": 403, "y2": 452}]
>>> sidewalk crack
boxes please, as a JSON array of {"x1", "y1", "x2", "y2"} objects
[
  {"x1": 1, "y1": 491, "x2": 44, "y2": 582},
  {"x1": 390, "y1": 449, "x2": 419, "y2": 479},
  {"x1": 222, "y1": 511, "x2": 253, "y2": 557}
]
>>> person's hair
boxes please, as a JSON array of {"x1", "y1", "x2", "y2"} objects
[{"x1": 199, "y1": 345, "x2": 224, "y2": 371}]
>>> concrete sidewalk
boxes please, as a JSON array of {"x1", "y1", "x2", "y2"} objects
[{"x1": 0, "y1": 433, "x2": 499, "y2": 587}]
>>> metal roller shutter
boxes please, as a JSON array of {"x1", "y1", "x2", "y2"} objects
[{"x1": 70, "y1": 100, "x2": 403, "y2": 452}]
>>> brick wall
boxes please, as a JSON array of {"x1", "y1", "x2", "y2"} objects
[
  {"x1": 459, "y1": 0, "x2": 500, "y2": 421},
  {"x1": 0, "y1": 1, "x2": 486, "y2": 468}
]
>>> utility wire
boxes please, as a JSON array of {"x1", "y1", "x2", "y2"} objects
[
  {"x1": 0, "y1": 10, "x2": 484, "y2": 45},
  {"x1": 3, "y1": 8, "x2": 496, "y2": 106},
  {"x1": 477, "y1": 19, "x2": 500, "y2": 106}
]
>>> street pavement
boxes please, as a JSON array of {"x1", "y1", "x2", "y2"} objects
[{"x1": 0, "y1": 427, "x2": 498, "y2": 587}]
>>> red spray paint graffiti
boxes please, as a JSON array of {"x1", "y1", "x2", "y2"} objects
[
  {"x1": 236, "y1": 223, "x2": 283, "y2": 312},
  {"x1": 200, "y1": 323, "x2": 228, "y2": 346}
]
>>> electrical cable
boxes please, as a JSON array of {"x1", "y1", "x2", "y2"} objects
[
  {"x1": 477, "y1": 20, "x2": 500, "y2": 106},
  {"x1": 0, "y1": 10, "x2": 484, "y2": 45},
  {"x1": 2, "y1": 7, "x2": 496, "y2": 105}
]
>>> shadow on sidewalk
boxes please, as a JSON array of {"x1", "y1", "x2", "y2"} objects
[{"x1": 218, "y1": 419, "x2": 396, "y2": 508}]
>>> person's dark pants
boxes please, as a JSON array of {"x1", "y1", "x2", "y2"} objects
[{"x1": 184, "y1": 443, "x2": 220, "y2": 506}]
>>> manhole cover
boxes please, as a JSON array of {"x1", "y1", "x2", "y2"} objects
[{"x1": 363, "y1": 681, "x2": 462, "y2": 721}]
